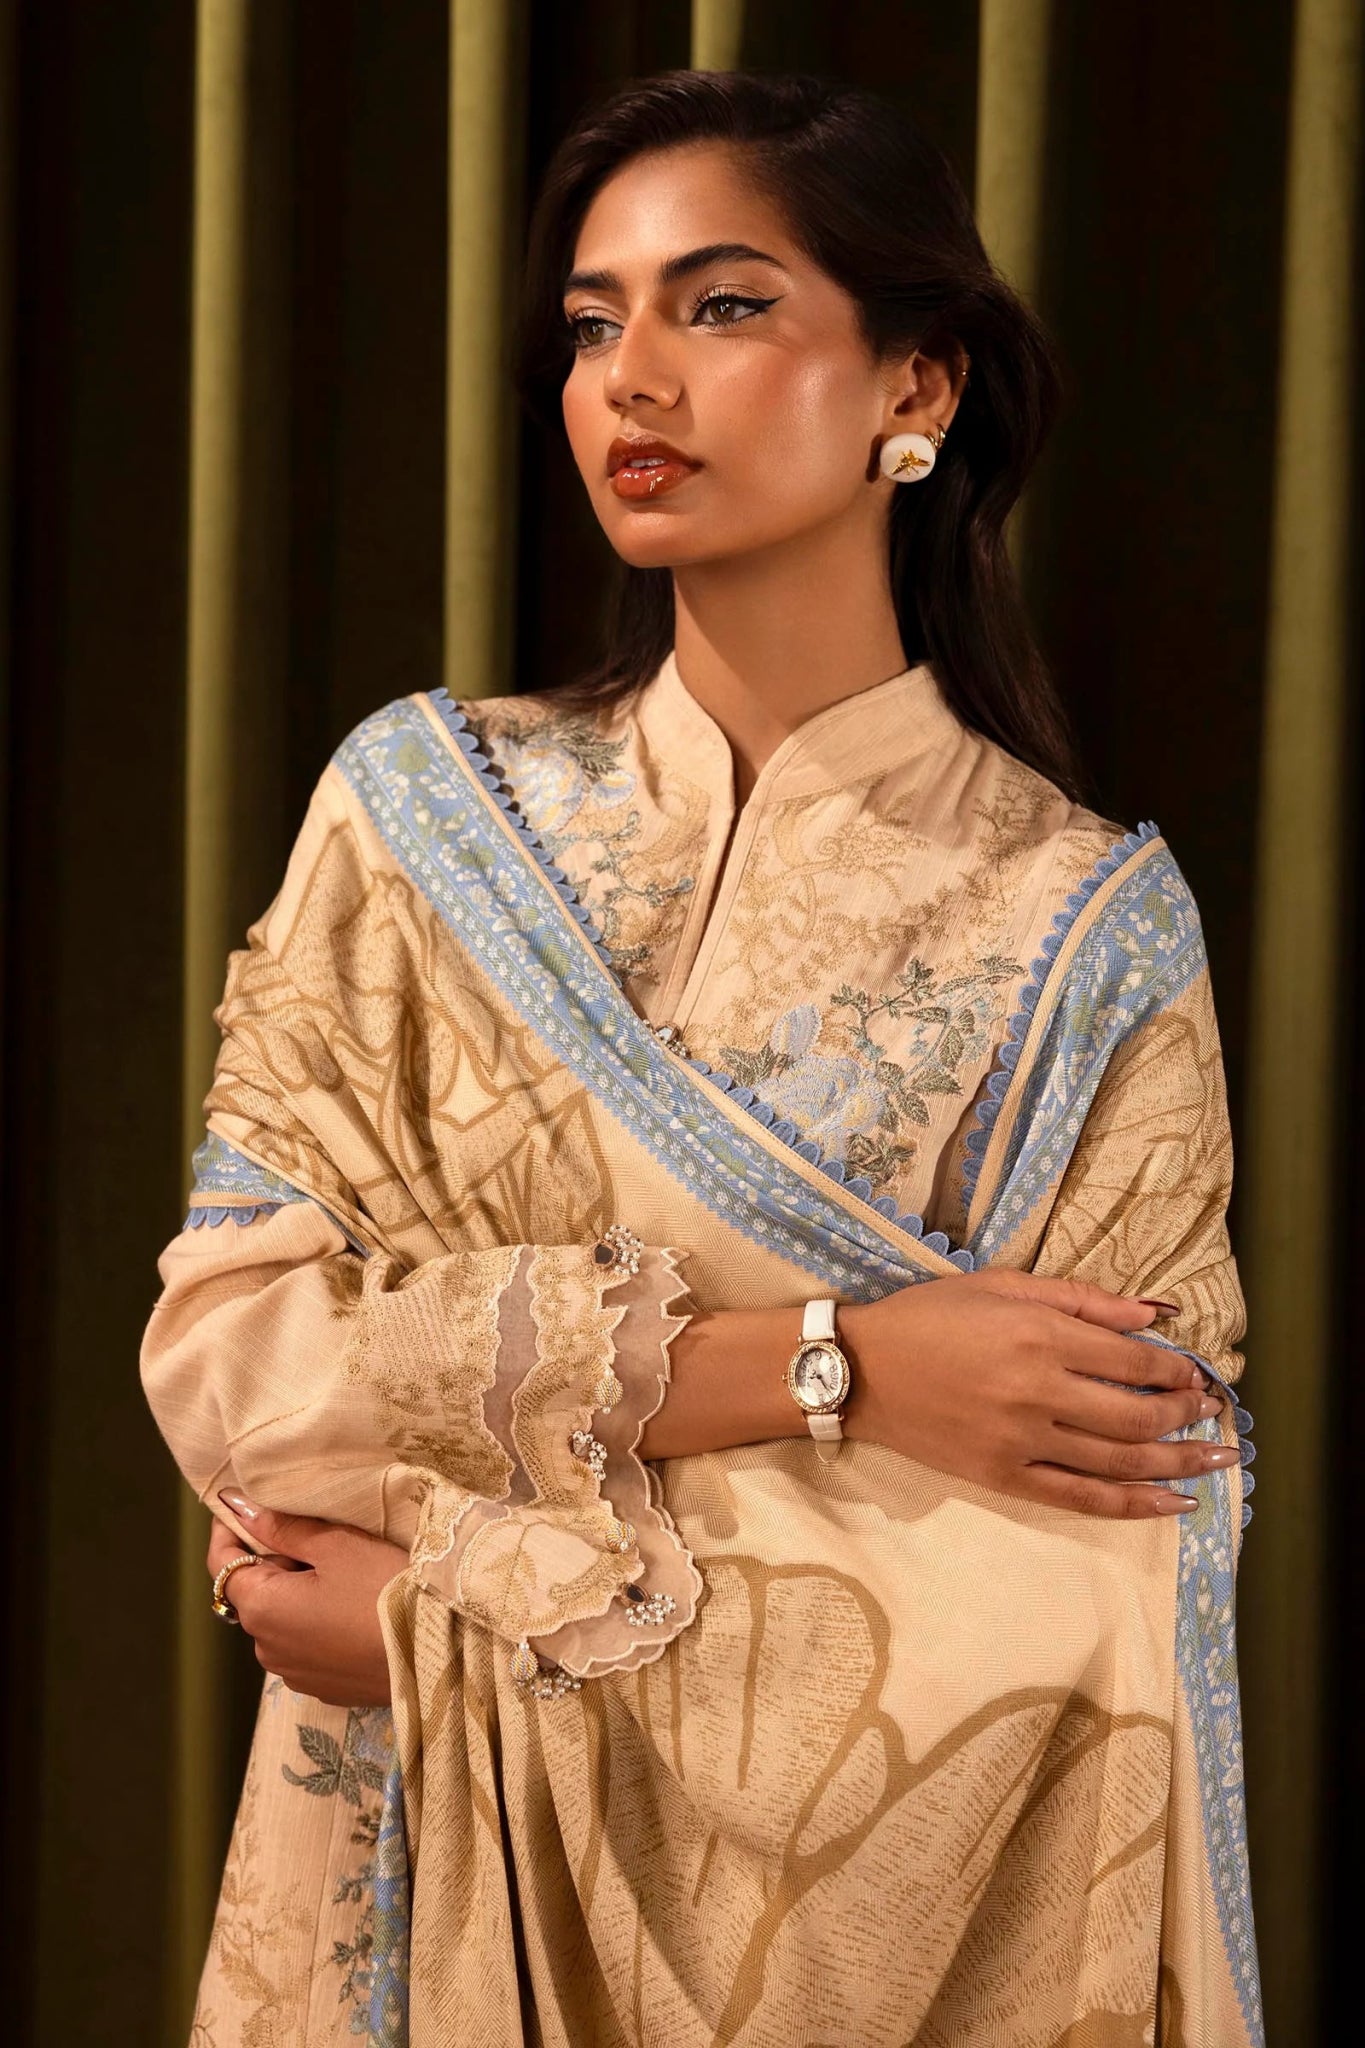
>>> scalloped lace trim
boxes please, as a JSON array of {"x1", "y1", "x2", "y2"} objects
[{"x1": 958, "y1": 820, "x2": 1163, "y2": 1213}]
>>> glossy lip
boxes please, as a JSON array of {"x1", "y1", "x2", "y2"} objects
[{"x1": 606, "y1": 433, "x2": 703, "y2": 478}]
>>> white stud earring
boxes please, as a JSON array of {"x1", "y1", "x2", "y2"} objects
[{"x1": 879, "y1": 427, "x2": 943, "y2": 484}]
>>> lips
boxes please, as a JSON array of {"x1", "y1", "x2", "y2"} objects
[{"x1": 605, "y1": 434, "x2": 703, "y2": 501}]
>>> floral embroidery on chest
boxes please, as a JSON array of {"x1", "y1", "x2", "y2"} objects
[
  {"x1": 714, "y1": 955, "x2": 1024, "y2": 1199},
  {"x1": 473, "y1": 703, "x2": 700, "y2": 986}
]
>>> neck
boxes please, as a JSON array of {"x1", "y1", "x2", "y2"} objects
[{"x1": 670, "y1": 518, "x2": 911, "y2": 805}]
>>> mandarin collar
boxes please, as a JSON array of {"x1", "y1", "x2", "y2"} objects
[{"x1": 633, "y1": 646, "x2": 959, "y2": 803}]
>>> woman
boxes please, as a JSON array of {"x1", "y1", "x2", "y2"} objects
[{"x1": 143, "y1": 69, "x2": 1261, "y2": 2048}]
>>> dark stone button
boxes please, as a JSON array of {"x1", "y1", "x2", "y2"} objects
[{"x1": 593, "y1": 1241, "x2": 616, "y2": 1267}]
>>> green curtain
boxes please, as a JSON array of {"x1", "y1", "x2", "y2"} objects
[{"x1": 0, "y1": 3, "x2": 1358, "y2": 2042}]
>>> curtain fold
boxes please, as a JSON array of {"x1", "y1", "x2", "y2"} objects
[
  {"x1": 446, "y1": 0, "x2": 528, "y2": 702},
  {"x1": 974, "y1": 0, "x2": 1052, "y2": 574},
  {"x1": 0, "y1": 0, "x2": 14, "y2": 1082},
  {"x1": 175, "y1": 2, "x2": 294, "y2": 2032},
  {"x1": 974, "y1": 0, "x2": 1052, "y2": 303},
  {"x1": 692, "y1": 0, "x2": 746, "y2": 71}
]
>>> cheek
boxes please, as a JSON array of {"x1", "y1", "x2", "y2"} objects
[
  {"x1": 707, "y1": 350, "x2": 872, "y2": 506},
  {"x1": 561, "y1": 376, "x2": 595, "y2": 480}
]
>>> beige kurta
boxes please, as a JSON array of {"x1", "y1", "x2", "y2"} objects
[{"x1": 142, "y1": 651, "x2": 1259, "y2": 2045}]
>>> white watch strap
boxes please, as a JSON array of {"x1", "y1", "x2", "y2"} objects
[
  {"x1": 802, "y1": 1297, "x2": 837, "y2": 1342},
  {"x1": 803, "y1": 1301, "x2": 843, "y2": 1462},
  {"x1": 808, "y1": 1412, "x2": 843, "y2": 1459}
]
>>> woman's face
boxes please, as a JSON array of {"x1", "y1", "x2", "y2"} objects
[{"x1": 560, "y1": 141, "x2": 922, "y2": 571}]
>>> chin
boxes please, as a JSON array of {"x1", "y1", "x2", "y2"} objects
[{"x1": 604, "y1": 523, "x2": 712, "y2": 569}]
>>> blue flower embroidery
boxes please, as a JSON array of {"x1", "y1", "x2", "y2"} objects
[{"x1": 720, "y1": 956, "x2": 1024, "y2": 1193}]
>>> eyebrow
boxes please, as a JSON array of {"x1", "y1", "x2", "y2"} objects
[{"x1": 562, "y1": 241, "x2": 788, "y2": 297}]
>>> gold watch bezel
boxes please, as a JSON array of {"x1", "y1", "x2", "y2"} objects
[{"x1": 785, "y1": 1337, "x2": 851, "y2": 1416}]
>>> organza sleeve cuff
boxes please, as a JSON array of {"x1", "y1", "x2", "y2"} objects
[{"x1": 412, "y1": 1237, "x2": 704, "y2": 1684}]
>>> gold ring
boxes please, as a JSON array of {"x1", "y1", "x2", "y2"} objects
[{"x1": 211, "y1": 1551, "x2": 260, "y2": 1624}]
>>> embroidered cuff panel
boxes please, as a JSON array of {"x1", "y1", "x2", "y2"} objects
[{"x1": 412, "y1": 1242, "x2": 702, "y2": 1677}]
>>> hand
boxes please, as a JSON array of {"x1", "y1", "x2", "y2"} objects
[
  {"x1": 207, "y1": 1492, "x2": 410, "y2": 1706},
  {"x1": 840, "y1": 1270, "x2": 1235, "y2": 1520}
]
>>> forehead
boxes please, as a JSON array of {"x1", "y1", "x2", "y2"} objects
[{"x1": 570, "y1": 142, "x2": 796, "y2": 272}]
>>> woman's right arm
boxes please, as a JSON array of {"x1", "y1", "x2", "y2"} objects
[{"x1": 643, "y1": 1273, "x2": 1229, "y2": 1517}]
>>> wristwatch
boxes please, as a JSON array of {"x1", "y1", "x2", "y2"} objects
[{"x1": 785, "y1": 1299, "x2": 852, "y2": 1462}]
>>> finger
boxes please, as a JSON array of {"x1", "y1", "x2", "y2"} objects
[
  {"x1": 1061, "y1": 1330, "x2": 1209, "y2": 1393},
  {"x1": 1056, "y1": 1378, "x2": 1218, "y2": 1445},
  {"x1": 977, "y1": 1269, "x2": 1178, "y2": 1334},
  {"x1": 1043, "y1": 1427, "x2": 1241, "y2": 1485},
  {"x1": 218, "y1": 1491, "x2": 339, "y2": 1566},
  {"x1": 1022, "y1": 1463, "x2": 1198, "y2": 1520},
  {"x1": 206, "y1": 1515, "x2": 254, "y2": 1576},
  {"x1": 220, "y1": 1552, "x2": 308, "y2": 1633}
]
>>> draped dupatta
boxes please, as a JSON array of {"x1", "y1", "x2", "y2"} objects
[{"x1": 144, "y1": 689, "x2": 1261, "y2": 2047}]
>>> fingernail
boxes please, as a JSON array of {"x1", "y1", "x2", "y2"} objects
[
  {"x1": 218, "y1": 1489, "x2": 259, "y2": 1519},
  {"x1": 1155, "y1": 1494, "x2": 1199, "y2": 1514},
  {"x1": 1202, "y1": 1446, "x2": 1239, "y2": 1468},
  {"x1": 1138, "y1": 1298, "x2": 1180, "y2": 1317},
  {"x1": 1197, "y1": 1397, "x2": 1221, "y2": 1418}
]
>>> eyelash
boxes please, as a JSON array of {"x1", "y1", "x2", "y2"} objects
[{"x1": 564, "y1": 287, "x2": 778, "y2": 354}]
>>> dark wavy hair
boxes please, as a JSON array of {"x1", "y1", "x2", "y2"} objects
[{"x1": 514, "y1": 68, "x2": 1083, "y2": 801}]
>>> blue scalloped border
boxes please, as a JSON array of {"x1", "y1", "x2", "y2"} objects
[
  {"x1": 428, "y1": 686, "x2": 981, "y2": 1273},
  {"x1": 185, "y1": 1202, "x2": 287, "y2": 1230},
  {"x1": 1130, "y1": 1331, "x2": 1262, "y2": 2032},
  {"x1": 1130, "y1": 1331, "x2": 1256, "y2": 1529},
  {"x1": 182, "y1": 1133, "x2": 372, "y2": 1254},
  {"x1": 959, "y1": 819, "x2": 1163, "y2": 1215},
  {"x1": 183, "y1": 1132, "x2": 314, "y2": 1232}
]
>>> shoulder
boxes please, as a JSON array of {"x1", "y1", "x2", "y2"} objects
[
  {"x1": 324, "y1": 685, "x2": 589, "y2": 757},
  {"x1": 449, "y1": 685, "x2": 630, "y2": 766},
  {"x1": 968, "y1": 722, "x2": 1196, "y2": 896},
  {"x1": 320, "y1": 686, "x2": 591, "y2": 790},
  {"x1": 948, "y1": 728, "x2": 1208, "y2": 977},
  {"x1": 950, "y1": 724, "x2": 1134, "y2": 886},
  {"x1": 319, "y1": 685, "x2": 637, "y2": 855}
]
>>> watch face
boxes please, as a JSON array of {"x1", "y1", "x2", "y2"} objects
[{"x1": 789, "y1": 1340, "x2": 848, "y2": 1412}]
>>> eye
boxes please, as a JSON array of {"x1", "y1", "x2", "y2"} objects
[
  {"x1": 564, "y1": 312, "x2": 620, "y2": 354},
  {"x1": 690, "y1": 288, "x2": 778, "y2": 328}
]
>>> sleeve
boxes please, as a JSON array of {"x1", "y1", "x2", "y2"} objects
[
  {"x1": 141, "y1": 1196, "x2": 704, "y2": 1684},
  {"x1": 1027, "y1": 955, "x2": 1255, "y2": 1544}
]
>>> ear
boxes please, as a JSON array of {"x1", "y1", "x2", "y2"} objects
[{"x1": 881, "y1": 346, "x2": 964, "y2": 438}]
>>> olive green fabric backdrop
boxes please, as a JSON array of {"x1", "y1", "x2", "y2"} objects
[{"x1": 0, "y1": 2, "x2": 1359, "y2": 2041}]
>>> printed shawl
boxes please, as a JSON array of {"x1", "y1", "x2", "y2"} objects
[{"x1": 142, "y1": 685, "x2": 1261, "y2": 2047}]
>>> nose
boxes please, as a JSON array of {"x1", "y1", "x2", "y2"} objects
[{"x1": 602, "y1": 309, "x2": 683, "y2": 412}]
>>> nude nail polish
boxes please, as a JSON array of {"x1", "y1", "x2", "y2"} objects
[
  {"x1": 1139, "y1": 1298, "x2": 1180, "y2": 1317},
  {"x1": 1197, "y1": 1397, "x2": 1221, "y2": 1418},
  {"x1": 218, "y1": 1488, "x2": 259, "y2": 1519},
  {"x1": 1155, "y1": 1494, "x2": 1198, "y2": 1514},
  {"x1": 1202, "y1": 1446, "x2": 1239, "y2": 1468}
]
